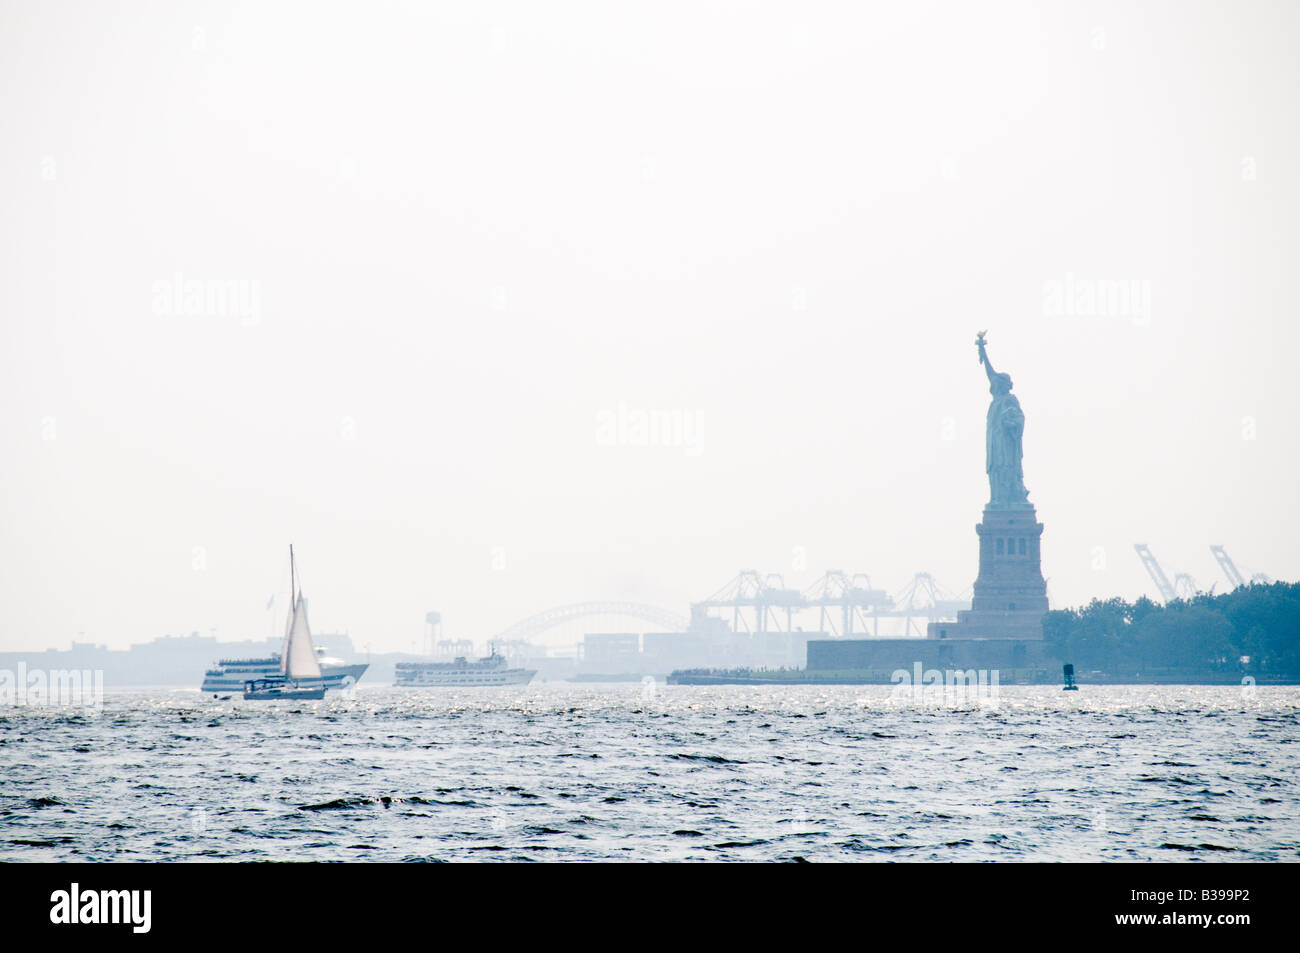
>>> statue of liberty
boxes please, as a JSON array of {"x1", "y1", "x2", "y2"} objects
[{"x1": 975, "y1": 332, "x2": 1030, "y2": 507}]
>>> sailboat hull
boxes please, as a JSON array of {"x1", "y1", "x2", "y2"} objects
[
  {"x1": 243, "y1": 687, "x2": 326, "y2": 701},
  {"x1": 242, "y1": 677, "x2": 327, "y2": 701}
]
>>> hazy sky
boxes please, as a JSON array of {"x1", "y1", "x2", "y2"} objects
[{"x1": 2, "y1": 1, "x2": 1297, "y2": 652}]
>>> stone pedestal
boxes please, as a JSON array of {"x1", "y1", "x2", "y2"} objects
[{"x1": 928, "y1": 504, "x2": 1048, "y2": 640}]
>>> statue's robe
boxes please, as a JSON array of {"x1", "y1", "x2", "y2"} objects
[{"x1": 986, "y1": 392, "x2": 1028, "y2": 505}]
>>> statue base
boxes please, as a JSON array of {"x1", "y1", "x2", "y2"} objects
[{"x1": 927, "y1": 503, "x2": 1048, "y2": 640}]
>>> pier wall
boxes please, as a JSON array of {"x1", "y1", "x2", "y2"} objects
[{"x1": 807, "y1": 637, "x2": 1055, "y2": 671}]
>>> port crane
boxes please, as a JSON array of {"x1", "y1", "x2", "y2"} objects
[
  {"x1": 1134, "y1": 544, "x2": 1177, "y2": 602},
  {"x1": 800, "y1": 570, "x2": 894, "y2": 637},
  {"x1": 692, "y1": 570, "x2": 805, "y2": 634},
  {"x1": 1209, "y1": 545, "x2": 1269, "y2": 589},
  {"x1": 892, "y1": 572, "x2": 968, "y2": 637},
  {"x1": 688, "y1": 570, "x2": 968, "y2": 636},
  {"x1": 1134, "y1": 544, "x2": 1210, "y2": 602}
]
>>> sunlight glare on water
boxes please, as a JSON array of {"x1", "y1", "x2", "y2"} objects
[{"x1": 2, "y1": 684, "x2": 1297, "y2": 862}]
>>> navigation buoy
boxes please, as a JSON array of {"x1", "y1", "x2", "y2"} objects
[{"x1": 1062, "y1": 663, "x2": 1079, "y2": 691}]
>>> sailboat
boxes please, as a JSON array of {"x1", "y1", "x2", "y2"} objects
[{"x1": 243, "y1": 545, "x2": 327, "y2": 701}]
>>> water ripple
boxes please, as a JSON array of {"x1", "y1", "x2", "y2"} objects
[{"x1": 1, "y1": 684, "x2": 1297, "y2": 861}]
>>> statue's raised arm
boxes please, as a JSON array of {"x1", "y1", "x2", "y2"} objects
[{"x1": 975, "y1": 330, "x2": 997, "y2": 384}]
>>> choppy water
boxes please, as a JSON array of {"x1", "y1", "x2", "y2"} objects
[{"x1": 2, "y1": 684, "x2": 1297, "y2": 862}]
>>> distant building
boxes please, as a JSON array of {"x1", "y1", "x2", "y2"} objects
[
  {"x1": 581, "y1": 633, "x2": 640, "y2": 674},
  {"x1": 642, "y1": 632, "x2": 710, "y2": 673}
]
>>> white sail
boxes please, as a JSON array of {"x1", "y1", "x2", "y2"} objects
[{"x1": 281, "y1": 593, "x2": 323, "y2": 680}]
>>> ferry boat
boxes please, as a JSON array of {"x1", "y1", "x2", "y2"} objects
[
  {"x1": 395, "y1": 650, "x2": 535, "y2": 687},
  {"x1": 200, "y1": 648, "x2": 368, "y2": 694}
]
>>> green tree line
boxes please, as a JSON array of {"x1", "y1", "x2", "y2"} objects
[{"x1": 1043, "y1": 581, "x2": 1300, "y2": 677}]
